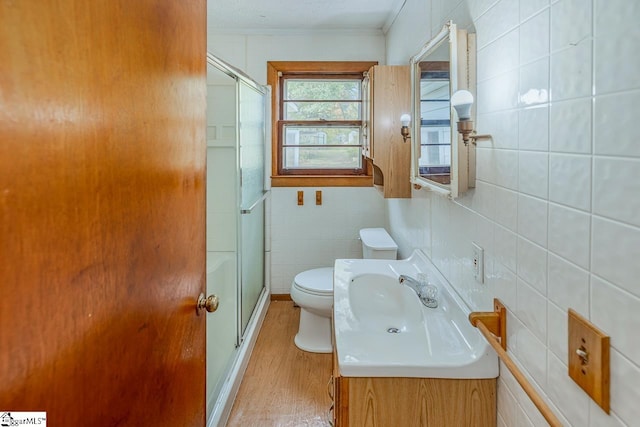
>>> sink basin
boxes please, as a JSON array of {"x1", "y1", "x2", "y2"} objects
[
  {"x1": 348, "y1": 273, "x2": 423, "y2": 331},
  {"x1": 333, "y1": 250, "x2": 498, "y2": 379}
]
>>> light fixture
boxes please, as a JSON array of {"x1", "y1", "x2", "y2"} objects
[
  {"x1": 400, "y1": 113, "x2": 411, "y2": 143},
  {"x1": 450, "y1": 90, "x2": 492, "y2": 145}
]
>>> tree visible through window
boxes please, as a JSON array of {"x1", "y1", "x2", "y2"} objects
[{"x1": 268, "y1": 61, "x2": 377, "y2": 184}]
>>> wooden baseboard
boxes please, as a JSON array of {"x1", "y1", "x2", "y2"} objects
[{"x1": 270, "y1": 294, "x2": 292, "y2": 301}]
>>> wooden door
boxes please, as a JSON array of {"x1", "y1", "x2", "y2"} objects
[{"x1": 0, "y1": 1, "x2": 207, "y2": 425}]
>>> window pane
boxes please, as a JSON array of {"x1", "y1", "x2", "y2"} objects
[
  {"x1": 283, "y1": 146, "x2": 361, "y2": 169},
  {"x1": 283, "y1": 125, "x2": 361, "y2": 146},
  {"x1": 282, "y1": 125, "x2": 362, "y2": 170},
  {"x1": 284, "y1": 101, "x2": 360, "y2": 120},
  {"x1": 419, "y1": 125, "x2": 451, "y2": 166},
  {"x1": 419, "y1": 142, "x2": 451, "y2": 167},
  {"x1": 420, "y1": 100, "x2": 450, "y2": 122},
  {"x1": 420, "y1": 78, "x2": 450, "y2": 124},
  {"x1": 284, "y1": 80, "x2": 361, "y2": 101}
]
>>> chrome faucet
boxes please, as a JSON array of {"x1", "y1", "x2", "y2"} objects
[{"x1": 398, "y1": 275, "x2": 438, "y2": 308}]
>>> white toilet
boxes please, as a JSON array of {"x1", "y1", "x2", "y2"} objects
[{"x1": 290, "y1": 228, "x2": 398, "y2": 353}]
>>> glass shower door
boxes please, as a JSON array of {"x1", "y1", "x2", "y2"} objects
[
  {"x1": 238, "y1": 80, "x2": 267, "y2": 336},
  {"x1": 205, "y1": 54, "x2": 268, "y2": 425},
  {"x1": 205, "y1": 61, "x2": 239, "y2": 419}
]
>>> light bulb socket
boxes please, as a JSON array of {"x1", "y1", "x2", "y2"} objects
[
  {"x1": 457, "y1": 120, "x2": 474, "y2": 145},
  {"x1": 401, "y1": 125, "x2": 411, "y2": 143}
]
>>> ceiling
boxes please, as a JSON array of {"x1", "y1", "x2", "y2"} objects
[{"x1": 208, "y1": 0, "x2": 404, "y2": 33}]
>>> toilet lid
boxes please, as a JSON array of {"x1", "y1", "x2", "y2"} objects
[{"x1": 293, "y1": 267, "x2": 333, "y2": 295}]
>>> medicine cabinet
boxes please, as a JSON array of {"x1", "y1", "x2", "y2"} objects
[{"x1": 410, "y1": 21, "x2": 476, "y2": 198}]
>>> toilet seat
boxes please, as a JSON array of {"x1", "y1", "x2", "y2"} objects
[{"x1": 293, "y1": 267, "x2": 333, "y2": 296}]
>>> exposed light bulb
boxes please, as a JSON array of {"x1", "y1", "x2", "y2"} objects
[
  {"x1": 451, "y1": 90, "x2": 474, "y2": 121},
  {"x1": 400, "y1": 114, "x2": 411, "y2": 127}
]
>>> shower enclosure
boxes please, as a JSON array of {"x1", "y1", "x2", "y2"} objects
[{"x1": 205, "y1": 54, "x2": 270, "y2": 426}]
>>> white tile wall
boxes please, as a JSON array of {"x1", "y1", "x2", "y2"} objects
[
  {"x1": 477, "y1": 110, "x2": 519, "y2": 150},
  {"x1": 548, "y1": 203, "x2": 591, "y2": 269},
  {"x1": 269, "y1": 187, "x2": 388, "y2": 294},
  {"x1": 520, "y1": 9, "x2": 549, "y2": 65},
  {"x1": 385, "y1": 0, "x2": 640, "y2": 425},
  {"x1": 494, "y1": 149, "x2": 519, "y2": 191},
  {"x1": 609, "y1": 350, "x2": 640, "y2": 425},
  {"x1": 593, "y1": 157, "x2": 640, "y2": 227},
  {"x1": 547, "y1": 351, "x2": 590, "y2": 426},
  {"x1": 516, "y1": 278, "x2": 547, "y2": 342},
  {"x1": 518, "y1": 151, "x2": 548, "y2": 199},
  {"x1": 549, "y1": 98, "x2": 592, "y2": 154},
  {"x1": 520, "y1": 0, "x2": 549, "y2": 23},
  {"x1": 594, "y1": 92, "x2": 640, "y2": 157},
  {"x1": 214, "y1": 0, "x2": 640, "y2": 424},
  {"x1": 494, "y1": 186, "x2": 518, "y2": 231},
  {"x1": 594, "y1": 0, "x2": 640, "y2": 94},
  {"x1": 548, "y1": 153, "x2": 591, "y2": 211},
  {"x1": 547, "y1": 253, "x2": 589, "y2": 314},
  {"x1": 550, "y1": 0, "x2": 592, "y2": 52},
  {"x1": 517, "y1": 194, "x2": 548, "y2": 247},
  {"x1": 518, "y1": 105, "x2": 549, "y2": 150}
]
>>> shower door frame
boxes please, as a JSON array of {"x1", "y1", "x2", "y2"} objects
[{"x1": 205, "y1": 53, "x2": 271, "y2": 427}]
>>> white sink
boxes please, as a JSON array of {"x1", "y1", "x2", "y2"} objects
[
  {"x1": 348, "y1": 273, "x2": 423, "y2": 330},
  {"x1": 333, "y1": 250, "x2": 499, "y2": 379}
]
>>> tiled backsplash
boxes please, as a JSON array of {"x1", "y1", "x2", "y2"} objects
[{"x1": 386, "y1": 0, "x2": 640, "y2": 426}]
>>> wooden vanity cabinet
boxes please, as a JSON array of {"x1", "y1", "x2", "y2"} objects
[
  {"x1": 330, "y1": 348, "x2": 496, "y2": 426},
  {"x1": 362, "y1": 65, "x2": 411, "y2": 198}
]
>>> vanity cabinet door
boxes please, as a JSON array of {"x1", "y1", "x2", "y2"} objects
[
  {"x1": 332, "y1": 352, "x2": 495, "y2": 426},
  {"x1": 346, "y1": 377, "x2": 496, "y2": 426}
]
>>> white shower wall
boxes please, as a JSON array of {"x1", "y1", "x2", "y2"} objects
[{"x1": 386, "y1": 0, "x2": 640, "y2": 426}]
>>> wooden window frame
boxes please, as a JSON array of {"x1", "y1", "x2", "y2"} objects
[{"x1": 268, "y1": 61, "x2": 377, "y2": 187}]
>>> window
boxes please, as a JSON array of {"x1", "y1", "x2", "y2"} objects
[{"x1": 267, "y1": 61, "x2": 377, "y2": 187}]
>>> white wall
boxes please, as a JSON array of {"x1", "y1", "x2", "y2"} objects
[
  {"x1": 208, "y1": 30, "x2": 387, "y2": 85},
  {"x1": 386, "y1": 0, "x2": 640, "y2": 426},
  {"x1": 270, "y1": 187, "x2": 388, "y2": 294},
  {"x1": 208, "y1": 30, "x2": 389, "y2": 295}
]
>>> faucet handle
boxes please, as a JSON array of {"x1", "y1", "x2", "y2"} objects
[
  {"x1": 419, "y1": 283, "x2": 438, "y2": 308},
  {"x1": 423, "y1": 284, "x2": 438, "y2": 300}
]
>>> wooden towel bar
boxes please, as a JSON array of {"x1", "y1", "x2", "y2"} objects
[{"x1": 469, "y1": 299, "x2": 563, "y2": 427}]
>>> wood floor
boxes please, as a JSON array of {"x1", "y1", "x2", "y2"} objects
[{"x1": 226, "y1": 301, "x2": 333, "y2": 427}]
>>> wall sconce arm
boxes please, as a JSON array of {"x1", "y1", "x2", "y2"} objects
[{"x1": 456, "y1": 119, "x2": 492, "y2": 146}]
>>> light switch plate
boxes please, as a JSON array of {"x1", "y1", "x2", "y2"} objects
[{"x1": 568, "y1": 309, "x2": 610, "y2": 413}]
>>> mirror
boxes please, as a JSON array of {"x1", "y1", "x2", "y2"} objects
[{"x1": 410, "y1": 22, "x2": 473, "y2": 198}]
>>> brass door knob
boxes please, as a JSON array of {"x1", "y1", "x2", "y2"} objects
[{"x1": 196, "y1": 293, "x2": 219, "y2": 315}]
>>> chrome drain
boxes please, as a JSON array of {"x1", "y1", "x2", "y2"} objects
[{"x1": 387, "y1": 327, "x2": 400, "y2": 334}]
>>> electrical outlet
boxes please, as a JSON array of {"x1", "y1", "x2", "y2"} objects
[{"x1": 472, "y1": 243, "x2": 484, "y2": 284}]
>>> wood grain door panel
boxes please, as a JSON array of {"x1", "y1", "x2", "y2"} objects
[{"x1": 0, "y1": 1, "x2": 206, "y2": 425}]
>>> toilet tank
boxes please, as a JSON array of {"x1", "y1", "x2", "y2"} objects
[{"x1": 359, "y1": 228, "x2": 398, "y2": 259}]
